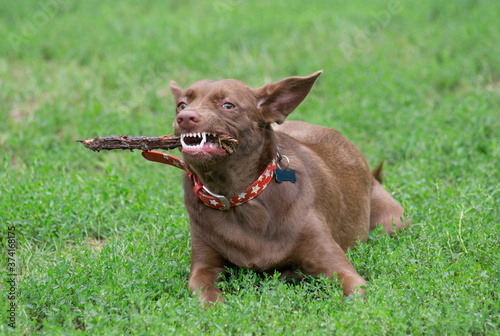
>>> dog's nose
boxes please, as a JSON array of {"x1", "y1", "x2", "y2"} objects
[{"x1": 176, "y1": 110, "x2": 201, "y2": 132}]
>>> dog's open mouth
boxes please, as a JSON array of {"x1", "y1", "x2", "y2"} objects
[{"x1": 180, "y1": 132, "x2": 238, "y2": 155}]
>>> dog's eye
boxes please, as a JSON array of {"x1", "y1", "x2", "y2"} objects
[
  {"x1": 222, "y1": 102, "x2": 235, "y2": 110},
  {"x1": 178, "y1": 102, "x2": 187, "y2": 110}
]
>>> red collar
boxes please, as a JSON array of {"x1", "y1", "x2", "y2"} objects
[{"x1": 141, "y1": 151, "x2": 276, "y2": 211}]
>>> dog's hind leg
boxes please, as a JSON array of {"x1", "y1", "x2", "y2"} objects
[{"x1": 370, "y1": 179, "x2": 410, "y2": 234}]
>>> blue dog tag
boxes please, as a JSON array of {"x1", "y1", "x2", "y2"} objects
[{"x1": 275, "y1": 167, "x2": 297, "y2": 183}]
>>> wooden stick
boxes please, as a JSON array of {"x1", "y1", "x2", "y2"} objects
[{"x1": 77, "y1": 134, "x2": 238, "y2": 154}]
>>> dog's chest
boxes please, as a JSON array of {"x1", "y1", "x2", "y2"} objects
[{"x1": 189, "y1": 203, "x2": 294, "y2": 270}]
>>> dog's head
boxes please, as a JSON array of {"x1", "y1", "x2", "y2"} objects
[{"x1": 170, "y1": 71, "x2": 322, "y2": 164}]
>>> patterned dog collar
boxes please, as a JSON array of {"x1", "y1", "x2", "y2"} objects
[{"x1": 141, "y1": 151, "x2": 276, "y2": 211}]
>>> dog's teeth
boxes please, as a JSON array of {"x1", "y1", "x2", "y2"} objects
[
  {"x1": 180, "y1": 132, "x2": 216, "y2": 149},
  {"x1": 180, "y1": 135, "x2": 187, "y2": 148},
  {"x1": 200, "y1": 132, "x2": 207, "y2": 147}
]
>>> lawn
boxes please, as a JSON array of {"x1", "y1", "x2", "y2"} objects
[{"x1": 1, "y1": 0, "x2": 499, "y2": 334}]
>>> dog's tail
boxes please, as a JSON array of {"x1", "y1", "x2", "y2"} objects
[{"x1": 372, "y1": 161, "x2": 384, "y2": 183}]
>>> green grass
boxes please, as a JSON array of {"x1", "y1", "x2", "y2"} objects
[{"x1": 1, "y1": 0, "x2": 499, "y2": 334}]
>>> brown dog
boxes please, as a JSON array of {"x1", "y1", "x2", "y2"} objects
[{"x1": 168, "y1": 71, "x2": 409, "y2": 307}]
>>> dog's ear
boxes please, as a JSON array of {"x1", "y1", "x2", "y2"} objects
[
  {"x1": 255, "y1": 71, "x2": 322, "y2": 124},
  {"x1": 169, "y1": 81, "x2": 184, "y2": 101}
]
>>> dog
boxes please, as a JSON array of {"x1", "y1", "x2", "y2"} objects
[{"x1": 168, "y1": 71, "x2": 409, "y2": 307}]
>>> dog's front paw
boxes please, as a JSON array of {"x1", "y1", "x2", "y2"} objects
[
  {"x1": 197, "y1": 286, "x2": 224, "y2": 308},
  {"x1": 340, "y1": 273, "x2": 367, "y2": 297}
]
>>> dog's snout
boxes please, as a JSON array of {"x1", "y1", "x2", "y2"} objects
[{"x1": 176, "y1": 110, "x2": 201, "y2": 132}]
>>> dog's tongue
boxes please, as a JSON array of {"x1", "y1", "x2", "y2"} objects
[{"x1": 181, "y1": 143, "x2": 227, "y2": 155}]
